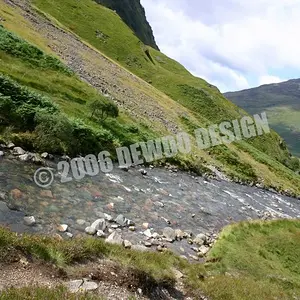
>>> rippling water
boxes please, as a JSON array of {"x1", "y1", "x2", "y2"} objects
[{"x1": 1, "y1": 156, "x2": 300, "y2": 254}]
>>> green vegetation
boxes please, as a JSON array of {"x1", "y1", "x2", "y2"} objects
[
  {"x1": 95, "y1": 0, "x2": 159, "y2": 50},
  {"x1": 0, "y1": 286, "x2": 102, "y2": 300},
  {"x1": 198, "y1": 219, "x2": 300, "y2": 299},
  {"x1": 89, "y1": 99, "x2": 119, "y2": 122}
]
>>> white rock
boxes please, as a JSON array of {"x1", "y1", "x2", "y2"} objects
[
  {"x1": 96, "y1": 230, "x2": 106, "y2": 238},
  {"x1": 91, "y1": 218, "x2": 107, "y2": 231},
  {"x1": 58, "y1": 224, "x2": 68, "y2": 232},
  {"x1": 85, "y1": 226, "x2": 96, "y2": 235},
  {"x1": 143, "y1": 229, "x2": 152, "y2": 238},
  {"x1": 105, "y1": 231, "x2": 123, "y2": 245},
  {"x1": 24, "y1": 216, "x2": 36, "y2": 226},
  {"x1": 0, "y1": 151, "x2": 4, "y2": 157},
  {"x1": 123, "y1": 240, "x2": 132, "y2": 249},
  {"x1": 13, "y1": 147, "x2": 26, "y2": 155}
]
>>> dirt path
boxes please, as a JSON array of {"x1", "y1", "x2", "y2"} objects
[{"x1": 0, "y1": 258, "x2": 194, "y2": 299}]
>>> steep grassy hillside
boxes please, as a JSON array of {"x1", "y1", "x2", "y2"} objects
[
  {"x1": 225, "y1": 79, "x2": 300, "y2": 157},
  {"x1": 0, "y1": 0, "x2": 299, "y2": 194},
  {"x1": 94, "y1": 0, "x2": 159, "y2": 50}
]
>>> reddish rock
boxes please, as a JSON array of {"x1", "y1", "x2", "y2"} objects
[
  {"x1": 40, "y1": 190, "x2": 53, "y2": 198},
  {"x1": 10, "y1": 189, "x2": 23, "y2": 200}
]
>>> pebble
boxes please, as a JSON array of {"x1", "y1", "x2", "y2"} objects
[
  {"x1": 123, "y1": 240, "x2": 132, "y2": 249},
  {"x1": 57, "y1": 224, "x2": 68, "y2": 232},
  {"x1": 129, "y1": 226, "x2": 136, "y2": 231},
  {"x1": 96, "y1": 230, "x2": 106, "y2": 238},
  {"x1": 24, "y1": 216, "x2": 36, "y2": 226},
  {"x1": 85, "y1": 226, "x2": 97, "y2": 235}
]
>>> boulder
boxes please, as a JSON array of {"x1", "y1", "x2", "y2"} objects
[
  {"x1": 13, "y1": 147, "x2": 26, "y2": 156},
  {"x1": 105, "y1": 231, "x2": 123, "y2": 245},
  {"x1": 162, "y1": 227, "x2": 176, "y2": 242},
  {"x1": 24, "y1": 216, "x2": 36, "y2": 226}
]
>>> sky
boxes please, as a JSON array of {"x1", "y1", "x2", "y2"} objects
[{"x1": 141, "y1": 0, "x2": 300, "y2": 92}]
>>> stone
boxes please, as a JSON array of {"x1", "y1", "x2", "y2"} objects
[
  {"x1": 105, "y1": 231, "x2": 123, "y2": 245},
  {"x1": 58, "y1": 224, "x2": 68, "y2": 232},
  {"x1": 123, "y1": 240, "x2": 132, "y2": 249},
  {"x1": 66, "y1": 279, "x2": 84, "y2": 293},
  {"x1": 162, "y1": 227, "x2": 176, "y2": 242},
  {"x1": 144, "y1": 241, "x2": 152, "y2": 247},
  {"x1": 104, "y1": 213, "x2": 113, "y2": 221},
  {"x1": 131, "y1": 245, "x2": 148, "y2": 252},
  {"x1": 129, "y1": 226, "x2": 136, "y2": 231},
  {"x1": 198, "y1": 245, "x2": 210, "y2": 257},
  {"x1": 172, "y1": 268, "x2": 184, "y2": 279},
  {"x1": 0, "y1": 151, "x2": 4, "y2": 157},
  {"x1": 143, "y1": 229, "x2": 152, "y2": 238},
  {"x1": 85, "y1": 226, "x2": 97, "y2": 235},
  {"x1": 115, "y1": 214, "x2": 126, "y2": 226},
  {"x1": 24, "y1": 216, "x2": 36, "y2": 226},
  {"x1": 0, "y1": 201, "x2": 8, "y2": 212},
  {"x1": 175, "y1": 229, "x2": 185, "y2": 240},
  {"x1": 91, "y1": 218, "x2": 107, "y2": 231},
  {"x1": 7, "y1": 142, "x2": 15, "y2": 149},
  {"x1": 141, "y1": 169, "x2": 147, "y2": 176},
  {"x1": 157, "y1": 245, "x2": 163, "y2": 252},
  {"x1": 31, "y1": 154, "x2": 43, "y2": 164},
  {"x1": 111, "y1": 224, "x2": 119, "y2": 229},
  {"x1": 66, "y1": 232, "x2": 73, "y2": 239},
  {"x1": 81, "y1": 280, "x2": 98, "y2": 291},
  {"x1": 193, "y1": 233, "x2": 206, "y2": 246},
  {"x1": 41, "y1": 152, "x2": 49, "y2": 159},
  {"x1": 40, "y1": 190, "x2": 53, "y2": 198},
  {"x1": 142, "y1": 223, "x2": 149, "y2": 229},
  {"x1": 96, "y1": 230, "x2": 106, "y2": 238},
  {"x1": 18, "y1": 154, "x2": 31, "y2": 162},
  {"x1": 76, "y1": 219, "x2": 86, "y2": 226}
]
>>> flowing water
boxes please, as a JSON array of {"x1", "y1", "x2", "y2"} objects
[{"x1": 1, "y1": 155, "x2": 300, "y2": 255}]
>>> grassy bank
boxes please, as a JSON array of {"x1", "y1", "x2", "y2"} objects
[{"x1": 1, "y1": 220, "x2": 300, "y2": 299}]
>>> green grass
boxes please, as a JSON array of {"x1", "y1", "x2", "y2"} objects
[
  {"x1": 0, "y1": 286, "x2": 103, "y2": 300},
  {"x1": 197, "y1": 219, "x2": 300, "y2": 299}
]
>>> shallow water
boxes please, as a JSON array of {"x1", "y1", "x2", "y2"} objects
[{"x1": 1, "y1": 156, "x2": 300, "y2": 255}]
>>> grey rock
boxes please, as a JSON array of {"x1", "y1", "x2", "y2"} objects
[
  {"x1": 7, "y1": 142, "x2": 15, "y2": 149},
  {"x1": 13, "y1": 147, "x2": 26, "y2": 156},
  {"x1": 41, "y1": 152, "x2": 49, "y2": 159},
  {"x1": 162, "y1": 227, "x2": 176, "y2": 242},
  {"x1": 123, "y1": 240, "x2": 132, "y2": 249},
  {"x1": 18, "y1": 154, "x2": 31, "y2": 162},
  {"x1": 96, "y1": 230, "x2": 106, "y2": 238},
  {"x1": 65, "y1": 279, "x2": 83, "y2": 293},
  {"x1": 129, "y1": 226, "x2": 136, "y2": 231},
  {"x1": 175, "y1": 229, "x2": 185, "y2": 240},
  {"x1": 91, "y1": 218, "x2": 107, "y2": 231},
  {"x1": 104, "y1": 213, "x2": 113, "y2": 221},
  {"x1": 143, "y1": 229, "x2": 152, "y2": 238},
  {"x1": 0, "y1": 201, "x2": 9, "y2": 212},
  {"x1": 0, "y1": 151, "x2": 4, "y2": 157},
  {"x1": 144, "y1": 241, "x2": 152, "y2": 247},
  {"x1": 198, "y1": 245, "x2": 210, "y2": 257},
  {"x1": 193, "y1": 233, "x2": 206, "y2": 245},
  {"x1": 141, "y1": 169, "x2": 147, "y2": 176},
  {"x1": 85, "y1": 226, "x2": 97, "y2": 235},
  {"x1": 65, "y1": 232, "x2": 73, "y2": 239},
  {"x1": 81, "y1": 280, "x2": 98, "y2": 291},
  {"x1": 131, "y1": 245, "x2": 148, "y2": 252},
  {"x1": 115, "y1": 214, "x2": 126, "y2": 226},
  {"x1": 76, "y1": 219, "x2": 86, "y2": 226},
  {"x1": 24, "y1": 216, "x2": 36, "y2": 226},
  {"x1": 105, "y1": 231, "x2": 123, "y2": 245}
]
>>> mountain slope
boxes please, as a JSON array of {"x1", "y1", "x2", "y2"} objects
[
  {"x1": 94, "y1": 0, "x2": 159, "y2": 50},
  {"x1": 0, "y1": 0, "x2": 299, "y2": 195},
  {"x1": 225, "y1": 79, "x2": 300, "y2": 157}
]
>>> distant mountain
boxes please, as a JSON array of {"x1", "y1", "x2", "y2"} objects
[
  {"x1": 224, "y1": 79, "x2": 300, "y2": 156},
  {"x1": 94, "y1": 0, "x2": 159, "y2": 50}
]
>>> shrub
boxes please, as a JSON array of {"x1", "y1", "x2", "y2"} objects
[{"x1": 89, "y1": 99, "x2": 119, "y2": 122}]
